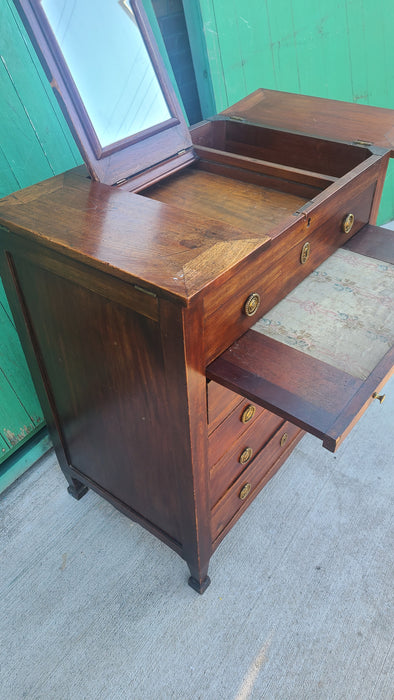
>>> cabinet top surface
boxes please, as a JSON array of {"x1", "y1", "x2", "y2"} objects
[{"x1": 0, "y1": 169, "x2": 273, "y2": 304}]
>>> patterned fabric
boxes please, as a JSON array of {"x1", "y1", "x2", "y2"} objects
[{"x1": 253, "y1": 248, "x2": 394, "y2": 380}]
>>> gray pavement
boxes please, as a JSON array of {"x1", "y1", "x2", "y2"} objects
[{"x1": 0, "y1": 375, "x2": 393, "y2": 699}]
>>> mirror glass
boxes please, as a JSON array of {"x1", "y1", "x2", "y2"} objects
[{"x1": 41, "y1": 0, "x2": 171, "y2": 148}]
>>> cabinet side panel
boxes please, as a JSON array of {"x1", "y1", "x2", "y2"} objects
[{"x1": 11, "y1": 255, "x2": 183, "y2": 542}]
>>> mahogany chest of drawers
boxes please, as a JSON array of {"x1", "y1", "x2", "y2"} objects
[{"x1": 1, "y1": 0, "x2": 393, "y2": 592}]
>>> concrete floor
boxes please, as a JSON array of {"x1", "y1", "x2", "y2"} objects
[{"x1": 0, "y1": 375, "x2": 393, "y2": 699}]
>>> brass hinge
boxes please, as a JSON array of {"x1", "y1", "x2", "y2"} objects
[
  {"x1": 353, "y1": 139, "x2": 373, "y2": 147},
  {"x1": 134, "y1": 284, "x2": 157, "y2": 298},
  {"x1": 114, "y1": 178, "x2": 127, "y2": 186},
  {"x1": 229, "y1": 115, "x2": 245, "y2": 122}
]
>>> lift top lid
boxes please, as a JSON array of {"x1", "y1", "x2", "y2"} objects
[
  {"x1": 13, "y1": 0, "x2": 193, "y2": 189},
  {"x1": 223, "y1": 89, "x2": 394, "y2": 156}
]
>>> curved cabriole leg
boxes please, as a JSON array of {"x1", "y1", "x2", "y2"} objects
[{"x1": 66, "y1": 474, "x2": 89, "y2": 500}]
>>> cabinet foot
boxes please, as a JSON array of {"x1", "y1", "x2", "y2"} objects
[
  {"x1": 67, "y1": 478, "x2": 88, "y2": 500},
  {"x1": 188, "y1": 575, "x2": 211, "y2": 594}
]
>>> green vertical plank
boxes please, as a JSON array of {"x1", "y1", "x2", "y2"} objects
[
  {"x1": 289, "y1": 0, "x2": 352, "y2": 100},
  {"x1": 344, "y1": 0, "x2": 369, "y2": 104},
  {"x1": 210, "y1": 0, "x2": 247, "y2": 107},
  {"x1": 182, "y1": 0, "x2": 216, "y2": 117},
  {"x1": 142, "y1": 0, "x2": 188, "y2": 121},
  {"x1": 357, "y1": 0, "x2": 388, "y2": 108},
  {"x1": 0, "y1": 279, "x2": 44, "y2": 464},
  {"x1": 235, "y1": 1, "x2": 273, "y2": 97},
  {"x1": 0, "y1": 282, "x2": 43, "y2": 428},
  {"x1": 0, "y1": 275, "x2": 13, "y2": 320},
  {"x1": 0, "y1": 143, "x2": 20, "y2": 197},
  {"x1": 0, "y1": 427, "x2": 51, "y2": 492},
  {"x1": 264, "y1": 0, "x2": 301, "y2": 93},
  {"x1": 0, "y1": 0, "x2": 81, "y2": 196},
  {"x1": 6, "y1": 0, "x2": 81, "y2": 162},
  {"x1": 0, "y1": 58, "x2": 52, "y2": 190},
  {"x1": 377, "y1": 160, "x2": 394, "y2": 225},
  {"x1": 0, "y1": 432, "x2": 10, "y2": 462},
  {"x1": 0, "y1": 368, "x2": 38, "y2": 462},
  {"x1": 197, "y1": 0, "x2": 228, "y2": 111}
]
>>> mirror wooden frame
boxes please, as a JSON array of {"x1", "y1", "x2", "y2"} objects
[{"x1": 13, "y1": 0, "x2": 193, "y2": 188}]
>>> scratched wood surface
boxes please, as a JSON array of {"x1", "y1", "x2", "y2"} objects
[{"x1": 191, "y1": 0, "x2": 394, "y2": 224}]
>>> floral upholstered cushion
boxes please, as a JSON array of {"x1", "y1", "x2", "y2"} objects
[{"x1": 253, "y1": 248, "x2": 394, "y2": 381}]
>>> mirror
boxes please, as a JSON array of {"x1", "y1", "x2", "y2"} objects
[
  {"x1": 14, "y1": 0, "x2": 192, "y2": 187},
  {"x1": 41, "y1": 0, "x2": 171, "y2": 148}
]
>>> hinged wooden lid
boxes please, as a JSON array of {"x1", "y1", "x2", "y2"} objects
[
  {"x1": 14, "y1": 0, "x2": 194, "y2": 189},
  {"x1": 222, "y1": 88, "x2": 394, "y2": 156}
]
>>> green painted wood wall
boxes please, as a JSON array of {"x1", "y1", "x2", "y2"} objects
[{"x1": 184, "y1": 0, "x2": 394, "y2": 224}]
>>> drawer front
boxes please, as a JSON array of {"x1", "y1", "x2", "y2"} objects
[
  {"x1": 210, "y1": 408, "x2": 284, "y2": 506},
  {"x1": 211, "y1": 421, "x2": 303, "y2": 542},
  {"x1": 207, "y1": 380, "x2": 243, "y2": 434},
  {"x1": 204, "y1": 157, "x2": 386, "y2": 363},
  {"x1": 208, "y1": 397, "x2": 266, "y2": 467}
]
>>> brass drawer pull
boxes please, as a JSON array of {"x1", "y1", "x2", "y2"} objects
[
  {"x1": 239, "y1": 447, "x2": 253, "y2": 465},
  {"x1": 280, "y1": 432, "x2": 288, "y2": 447},
  {"x1": 239, "y1": 483, "x2": 252, "y2": 500},
  {"x1": 241, "y1": 404, "x2": 256, "y2": 423},
  {"x1": 244, "y1": 293, "x2": 260, "y2": 316},
  {"x1": 300, "y1": 241, "x2": 310, "y2": 264},
  {"x1": 342, "y1": 213, "x2": 355, "y2": 234},
  {"x1": 372, "y1": 392, "x2": 385, "y2": 404}
]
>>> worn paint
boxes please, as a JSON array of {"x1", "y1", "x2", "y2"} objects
[{"x1": 0, "y1": 278, "x2": 45, "y2": 464}]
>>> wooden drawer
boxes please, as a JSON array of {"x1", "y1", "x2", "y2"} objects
[
  {"x1": 208, "y1": 225, "x2": 394, "y2": 452},
  {"x1": 204, "y1": 156, "x2": 387, "y2": 363},
  {"x1": 209, "y1": 408, "x2": 283, "y2": 506},
  {"x1": 208, "y1": 398, "x2": 266, "y2": 467},
  {"x1": 211, "y1": 421, "x2": 303, "y2": 542},
  {"x1": 207, "y1": 380, "x2": 243, "y2": 434}
]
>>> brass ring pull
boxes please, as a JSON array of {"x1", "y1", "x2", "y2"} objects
[
  {"x1": 239, "y1": 447, "x2": 253, "y2": 465},
  {"x1": 300, "y1": 241, "x2": 310, "y2": 264},
  {"x1": 372, "y1": 392, "x2": 385, "y2": 404},
  {"x1": 239, "y1": 483, "x2": 252, "y2": 500},
  {"x1": 280, "y1": 432, "x2": 288, "y2": 447},
  {"x1": 342, "y1": 213, "x2": 355, "y2": 234},
  {"x1": 241, "y1": 405, "x2": 256, "y2": 423},
  {"x1": 244, "y1": 293, "x2": 260, "y2": 317}
]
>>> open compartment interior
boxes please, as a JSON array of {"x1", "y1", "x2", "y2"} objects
[
  {"x1": 143, "y1": 168, "x2": 308, "y2": 237},
  {"x1": 190, "y1": 119, "x2": 371, "y2": 177},
  {"x1": 142, "y1": 120, "x2": 374, "y2": 234}
]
